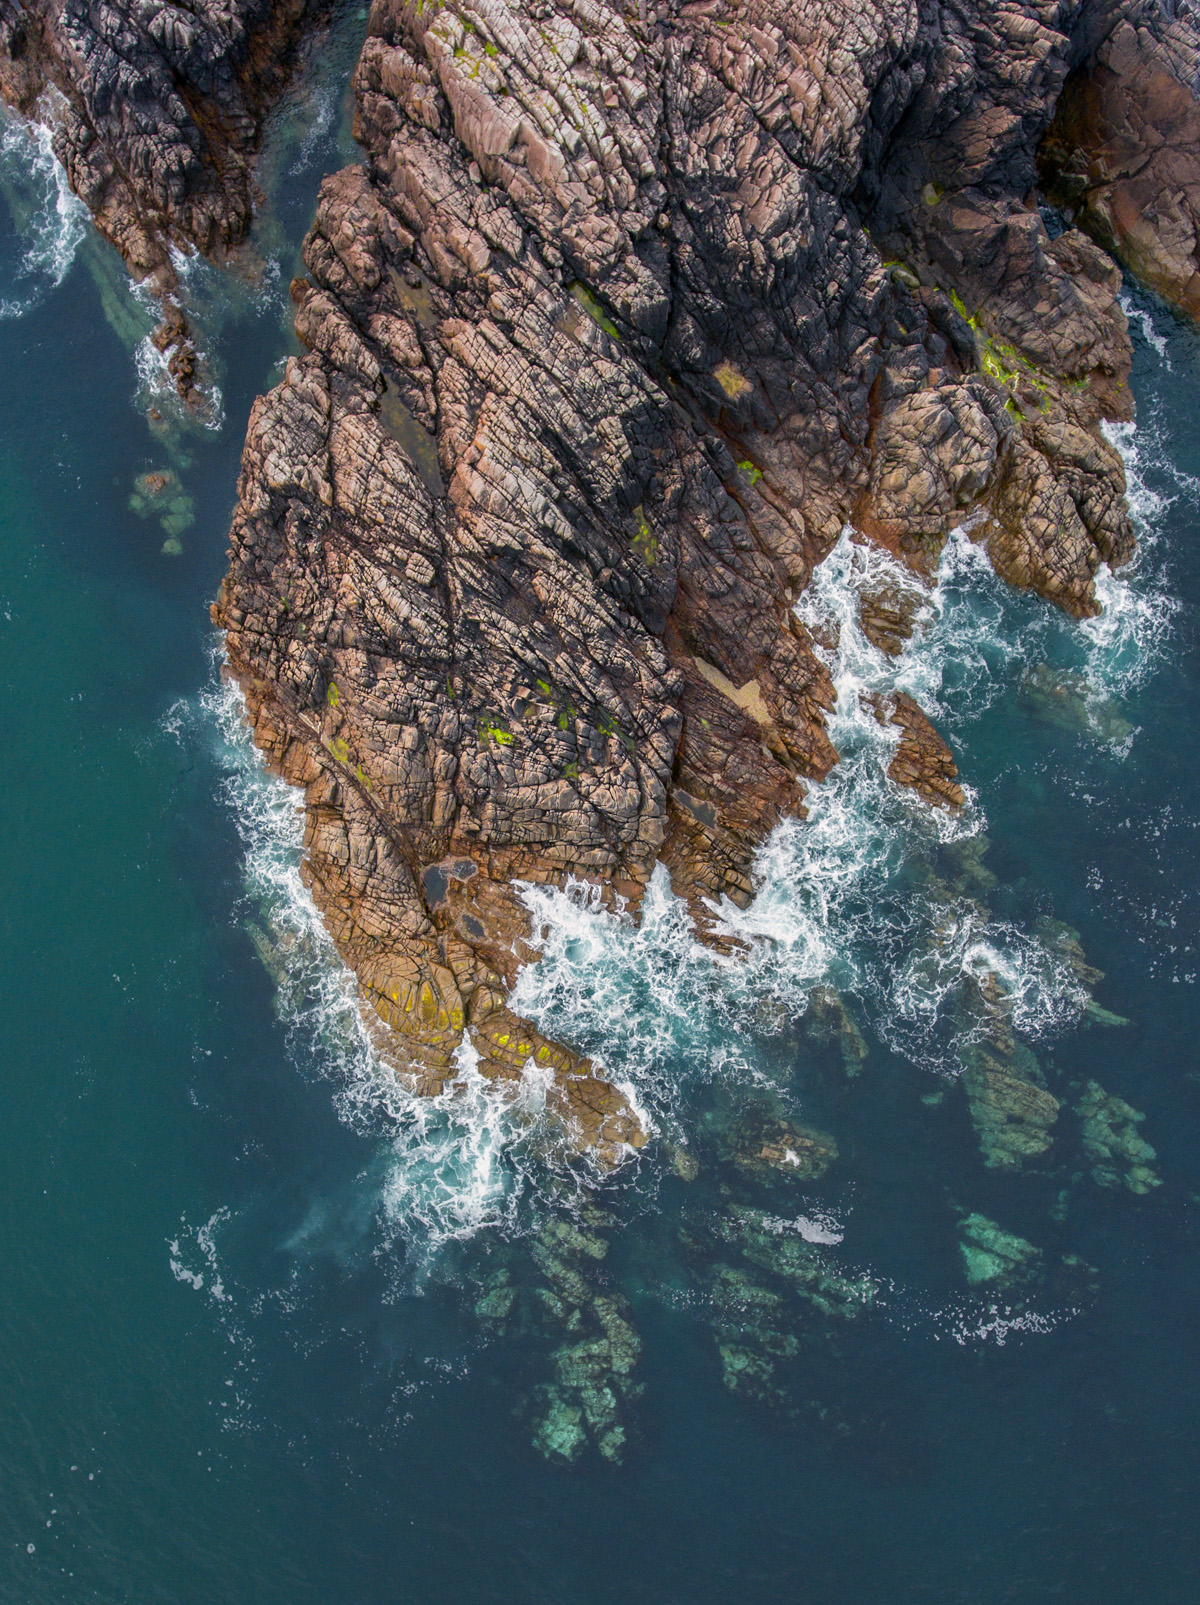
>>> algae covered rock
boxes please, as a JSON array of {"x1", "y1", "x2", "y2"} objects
[
  {"x1": 684, "y1": 1204, "x2": 872, "y2": 1429},
  {"x1": 1020, "y1": 663, "x2": 1133, "y2": 745},
  {"x1": 958, "y1": 1213, "x2": 1043, "y2": 1289},
  {"x1": 962, "y1": 1047, "x2": 1061, "y2": 1170},
  {"x1": 481, "y1": 1209, "x2": 644, "y2": 1467},
  {"x1": 723, "y1": 1114, "x2": 839, "y2": 1183},
  {"x1": 530, "y1": 1288, "x2": 643, "y2": 1467},
  {"x1": 129, "y1": 467, "x2": 195, "y2": 552},
  {"x1": 716, "y1": 1206, "x2": 874, "y2": 1322},
  {"x1": 805, "y1": 986, "x2": 869, "y2": 1077},
  {"x1": 1077, "y1": 1081, "x2": 1162, "y2": 1195},
  {"x1": 957, "y1": 1212, "x2": 1096, "y2": 1305}
]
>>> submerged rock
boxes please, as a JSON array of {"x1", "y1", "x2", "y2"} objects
[
  {"x1": 682, "y1": 1202, "x2": 872, "y2": 1428},
  {"x1": 1020, "y1": 663, "x2": 1134, "y2": 745},
  {"x1": 805, "y1": 986, "x2": 869, "y2": 1078},
  {"x1": 1077, "y1": 1080, "x2": 1162, "y2": 1195},
  {"x1": 666, "y1": 1143, "x2": 700, "y2": 1183},
  {"x1": 957, "y1": 1211, "x2": 1097, "y2": 1307},
  {"x1": 130, "y1": 468, "x2": 196, "y2": 546},
  {"x1": 477, "y1": 1210, "x2": 644, "y2": 1466},
  {"x1": 723, "y1": 1115, "x2": 839, "y2": 1184},
  {"x1": 962, "y1": 1047, "x2": 1061, "y2": 1171},
  {"x1": 958, "y1": 1212, "x2": 1043, "y2": 1289},
  {"x1": 716, "y1": 1206, "x2": 874, "y2": 1322}
]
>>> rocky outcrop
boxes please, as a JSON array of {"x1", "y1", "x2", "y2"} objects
[
  {"x1": 867, "y1": 689, "x2": 965, "y2": 809},
  {"x1": 1041, "y1": 2, "x2": 1200, "y2": 319},
  {"x1": 202, "y1": 0, "x2": 1200, "y2": 1158},
  {"x1": 0, "y1": 0, "x2": 325, "y2": 394}
]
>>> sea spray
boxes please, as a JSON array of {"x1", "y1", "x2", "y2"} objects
[
  {"x1": 168, "y1": 669, "x2": 552, "y2": 1274},
  {"x1": 514, "y1": 526, "x2": 1114, "y2": 1098},
  {"x1": 175, "y1": 401, "x2": 1177, "y2": 1275},
  {"x1": 0, "y1": 109, "x2": 88, "y2": 320}
]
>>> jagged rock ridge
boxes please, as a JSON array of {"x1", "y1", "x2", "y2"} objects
[
  {"x1": 208, "y1": 0, "x2": 1200, "y2": 1159},
  {"x1": 11, "y1": 0, "x2": 1196, "y2": 1160}
]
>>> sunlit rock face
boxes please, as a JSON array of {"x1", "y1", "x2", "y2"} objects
[
  {"x1": 12, "y1": 0, "x2": 1194, "y2": 1155},
  {"x1": 202, "y1": 0, "x2": 1200, "y2": 1153}
]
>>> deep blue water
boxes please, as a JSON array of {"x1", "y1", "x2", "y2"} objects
[{"x1": 1, "y1": 34, "x2": 1200, "y2": 1602}]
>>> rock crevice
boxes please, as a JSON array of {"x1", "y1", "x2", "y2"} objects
[{"x1": 11, "y1": 0, "x2": 1199, "y2": 1158}]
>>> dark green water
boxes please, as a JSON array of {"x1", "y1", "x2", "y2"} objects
[{"x1": 2, "y1": 37, "x2": 1200, "y2": 1601}]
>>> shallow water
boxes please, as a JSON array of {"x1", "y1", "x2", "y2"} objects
[{"x1": 2, "y1": 35, "x2": 1200, "y2": 1599}]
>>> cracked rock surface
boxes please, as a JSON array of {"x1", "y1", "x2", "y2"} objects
[
  {"x1": 207, "y1": 0, "x2": 1200, "y2": 1157},
  {"x1": 0, "y1": 0, "x2": 324, "y2": 394},
  {"x1": 0, "y1": 0, "x2": 322, "y2": 276},
  {"x1": 15, "y1": 0, "x2": 1199, "y2": 1159}
]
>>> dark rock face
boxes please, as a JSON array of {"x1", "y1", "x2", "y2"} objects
[
  {"x1": 0, "y1": 0, "x2": 321, "y2": 276},
  {"x1": 15, "y1": 0, "x2": 1198, "y2": 1155},
  {"x1": 205, "y1": 0, "x2": 1200, "y2": 1154},
  {"x1": 0, "y1": 0, "x2": 323, "y2": 394}
]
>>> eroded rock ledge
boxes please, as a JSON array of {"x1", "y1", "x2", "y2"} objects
[{"x1": 200, "y1": 0, "x2": 1192, "y2": 1156}]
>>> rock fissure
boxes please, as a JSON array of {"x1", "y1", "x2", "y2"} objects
[{"x1": 9, "y1": 0, "x2": 1200, "y2": 1161}]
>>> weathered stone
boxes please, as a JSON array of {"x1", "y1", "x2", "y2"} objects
[
  {"x1": 1077, "y1": 1078, "x2": 1162, "y2": 1194},
  {"x1": 723, "y1": 1114, "x2": 839, "y2": 1183},
  {"x1": 1042, "y1": 10, "x2": 1200, "y2": 320},
  {"x1": 17, "y1": 0, "x2": 1200, "y2": 1161},
  {"x1": 959, "y1": 1212, "x2": 1043, "y2": 1289},
  {"x1": 962, "y1": 1049, "x2": 1061, "y2": 1171}
]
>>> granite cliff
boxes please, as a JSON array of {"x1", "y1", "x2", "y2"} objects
[{"x1": 7, "y1": 0, "x2": 1200, "y2": 1161}]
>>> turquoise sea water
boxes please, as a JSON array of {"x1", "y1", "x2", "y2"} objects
[{"x1": 2, "y1": 34, "x2": 1200, "y2": 1602}]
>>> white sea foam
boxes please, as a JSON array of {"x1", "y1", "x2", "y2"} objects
[
  {"x1": 759, "y1": 1207, "x2": 846, "y2": 1246},
  {"x1": 169, "y1": 1207, "x2": 231, "y2": 1302},
  {"x1": 0, "y1": 110, "x2": 89, "y2": 319},
  {"x1": 1120, "y1": 289, "x2": 1171, "y2": 368},
  {"x1": 166, "y1": 670, "x2": 555, "y2": 1273},
  {"x1": 179, "y1": 396, "x2": 1175, "y2": 1267},
  {"x1": 288, "y1": 77, "x2": 341, "y2": 176},
  {"x1": 515, "y1": 525, "x2": 1116, "y2": 1095}
]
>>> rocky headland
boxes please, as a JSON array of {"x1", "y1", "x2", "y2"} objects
[{"x1": 8, "y1": 0, "x2": 1200, "y2": 1163}]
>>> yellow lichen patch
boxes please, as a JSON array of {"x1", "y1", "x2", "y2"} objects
[
  {"x1": 419, "y1": 982, "x2": 439, "y2": 1025},
  {"x1": 714, "y1": 361, "x2": 751, "y2": 399},
  {"x1": 631, "y1": 504, "x2": 658, "y2": 566}
]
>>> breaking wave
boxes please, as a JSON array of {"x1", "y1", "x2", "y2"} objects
[
  {"x1": 178, "y1": 398, "x2": 1176, "y2": 1267},
  {"x1": 0, "y1": 111, "x2": 89, "y2": 319},
  {"x1": 513, "y1": 518, "x2": 1147, "y2": 1103},
  {"x1": 166, "y1": 669, "x2": 553, "y2": 1277}
]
